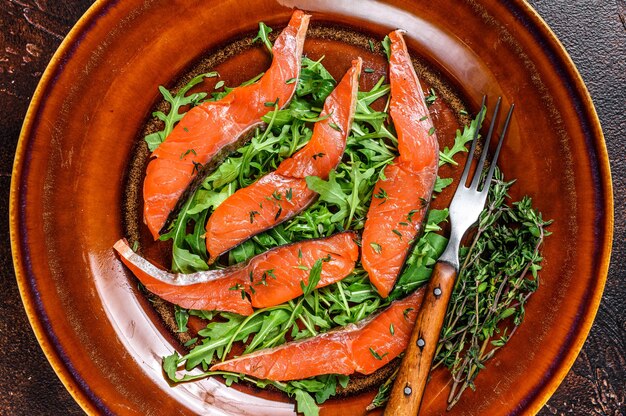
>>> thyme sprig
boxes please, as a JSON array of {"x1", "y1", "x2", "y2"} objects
[{"x1": 434, "y1": 172, "x2": 551, "y2": 409}]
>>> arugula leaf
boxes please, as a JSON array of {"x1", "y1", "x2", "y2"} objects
[
  {"x1": 228, "y1": 240, "x2": 257, "y2": 264},
  {"x1": 171, "y1": 246, "x2": 208, "y2": 274},
  {"x1": 297, "y1": 56, "x2": 336, "y2": 105},
  {"x1": 302, "y1": 259, "x2": 323, "y2": 297},
  {"x1": 187, "y1": 184, "x2": 235, "y2": 215},
  {"x1": 439, "y1": 105, "x2": 486, "y2": 166},
  {"x1": 163, "y1": 352, "x2": 181, "y2": 382},
  {"x1": 306, "y1": 162, "x2": 375, "y2": 229},
  {"x1": 434, "y1": 176, "x2": 454, "y2": 193},
  {"x1": 306, "y1": 172, "x2": 349, "y2": 221},
  {"x1": 144, "y1": 72, "x2": 218, "y2": 151},
  {"x1": 244, "y1": 309, "x2": 290, "y2": 353},
  {"x1": 381, "y1": 35, "x2": 391, "y2": 60},
  {"x1": 253, "y1": 22, "x2": 273, "y2": 54},
  {"x1": 388, "y1": 210, "x2": 450, "y2": 300},
  {"x1": 427, "y1": 208, "x2": 449, "y2": 225},
  {"x1": 313, "y1": 375, "x2": 338, "y2": 404},
  {"x1": 293, "y1": 389, "x2": 320, "y2": 416},
  {"x1": 174, "y1": 306, "x2": 189, "y2": 333}
]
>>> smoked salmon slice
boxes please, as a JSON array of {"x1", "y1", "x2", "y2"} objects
[
  {"x1": 361, "y1": 31, "x2": 439, "y2": 298},
  {"x1": 113, "y1": 232, "x2": 359, "y2": 316},
  {"x1": 143, "y1": 10, "x2": 310, "y2": 239},
  {"x1": 205, "y1": 58, "x2": 362, "y2": 260},
  {"x1": 210, "y1": 287, "x2": 425, "y2": 380}
]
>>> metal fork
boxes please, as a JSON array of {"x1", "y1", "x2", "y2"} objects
[{"x1": 384, "y1": 97, "x2": 514, "y2": 416}]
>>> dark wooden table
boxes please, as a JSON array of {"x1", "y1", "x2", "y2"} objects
[{"x1": 1, "y1": 1, "x2": 624, "y2": 414}]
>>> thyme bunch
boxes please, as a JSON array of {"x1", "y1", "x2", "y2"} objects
[{"x1": 434, "y1": 171, "x2": 551, "y2": 408}]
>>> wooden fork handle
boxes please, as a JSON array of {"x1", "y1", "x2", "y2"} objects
[{"x1": 384, "y1": 260, "x2": 458, "y2": 416}]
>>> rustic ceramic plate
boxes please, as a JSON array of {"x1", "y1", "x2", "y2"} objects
[{"x1": 10, "y1": 0, "x2": 613, "y2": 415}]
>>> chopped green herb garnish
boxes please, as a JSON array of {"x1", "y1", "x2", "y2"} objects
[
  {"x1": 369, "y1": 347, "x2": 388, "y2": 360},
  {"x1": 374, "y1": 187, "x2": 388, "y2": 203},
  {"x1": 274, "y1": 206, "x2": 283, "y2": 220},
  {"x1": 407, "y1": 209, "x2": 420, "y2": 223},
  {"x1": 369, "y1": 242, "x2": 382, "y2": 254},
  {"x1": 329, "y1": 122, "x2": 342, "y2": 132},
  {"x1": 180, "y1": 148, "x2": 197, "y2": 159}
]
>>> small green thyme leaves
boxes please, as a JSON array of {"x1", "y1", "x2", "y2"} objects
[
  {"x1": 274, "y1": 206, "x2": 283, "y2": 220},
  {"x1": 180, "y1": 148, "x2": 197, "y2": 159},
  {"x1": 407, "y1": 209, "x2": 421, "y2": 223},
  {"x1": 374, "y1": 187, "x2": 388, "y2": 204},
  {"x1": 329, "y1": 122, "x2": 342, "y2": 132},
  {"x1": 369, "y1": 242, "x2": 383, "y2": 254},
  {"x1": 369, "y1": 347, "x2": 388, "y2": 360}
]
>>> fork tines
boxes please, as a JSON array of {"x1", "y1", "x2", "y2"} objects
[{"x1": 460, "y1": 96, "x2": 515, "y2": 193}]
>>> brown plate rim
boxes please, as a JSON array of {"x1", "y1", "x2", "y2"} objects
[{"x1": 9, "y1": 0, "x2": 614, "y2": 415}]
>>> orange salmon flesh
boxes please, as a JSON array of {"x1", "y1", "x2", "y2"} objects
[
  {"x1": 143, "y1": 10, "x2": 310, "y2": 239},
  {"x1": 205, "y1": 58, "x2": 362, "y2": 260},
  {"x1": 211, "y1": 288, "x2": 425, "y2": 380},
  {"x1": 361, "y1": 30, "x2": 439, "y2": 298},
  {"x1": 114, "y1": 232, "x2": 359, "y2": 315}
]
